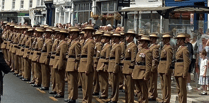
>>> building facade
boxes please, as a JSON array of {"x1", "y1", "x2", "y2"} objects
[{"x1": 0, "y1": 0, "x2": 32, "y2": 25}]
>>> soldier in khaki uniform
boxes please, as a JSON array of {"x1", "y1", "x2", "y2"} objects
[
  {"x1": 53, "y1": 29, "x2": 68, "y2": 98},
  {"x1": 119, "y1": 32, "x2": 125, "y2": 90},
  {"x1": 28, "y1": 30, "x2": 37, "y2": 84},
  {"x1": 78, "y1": 26, "x2": 95, "y2": 103},
  {"x1": 19, "y1": 26, "x2": 29, "y2": 79},
  {"x1": 148, "y1": 33, "x2": 160, "y2": 101},
  {"x1": 49, "y1": 28, "x2": 60, "y2": 94},
  {"x1": 96, "y1": 32, "x2": 111, "y2": 99},
  {"x1": 5, "y1": 23, "x2": 11, "y2": 65},
  {"x1": 78, "y1": 31, "x2": 85, "y2": 88},
  {"x1": 7, "y1": 24, "x2": 15, "y2": 68},
  {"x1": 122, "y1": 29, "x2": 137, "y2": 103},
  {"x1": 39, "y1": 28, "x2": 53, "y2": 90},
  {"x1": 132, "y1": 35, "x2": 152, "y2": 103},
  {"x1": 108, "y1": 33, "x2": 121, "y2": 103},
  {"x1": 1, "y1": 21, "x2": 8, "y2": 62},
  {"x1": 92, "y1": 30, "x2": 103, "y2": 95},
  {"x1": 12, "y1": 26, "x2": 22, "y2": 76},
  {"x1": 22, "y1": 28, "x2": 33, "y2": 81},
  {"x1": 65, "y1": 27, "x2": 81, "y2": 103},
  {"x1": 31, "y1": 27, "x2": 44, "y2": 87},
  {"x1": 157, "y1": 33, "x2": 173, "y2": 103},
  {"x1": 174, "y1": 33, "x2": 190, "y2": 103}
]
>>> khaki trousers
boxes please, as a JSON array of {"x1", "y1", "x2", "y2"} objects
[
  {"x1": 175, "y1": 76, "x2": 187, "y2": 103},
  {"x1": 23, "y1": 58, "x2": 31, "y2": 80},
  {"x1": 18, "y1": 56, "x2": 23, "y2": 76},
  {"x1": 119, "y1": 70, "x2": 124, "y2": 89},
  {"x1": 80, "y1": 72, "x2": 93, "y2": 103},
  {"x1": 124, "y1": 74, "x2": 134, "y2": 103},
  {"x1": 135, "y1": 79, "x2": 148, "y2": 103},
  {"x1": 50, "y1": 67, "x2": 56, "y2": 92},
  {"x1": 93, "y1": 69, "x2": 99, "y2": 93},
  {"x1": 78, "y1": 73, "x2": 82, "y2": 87},
  {"x1": 148, "y1": 72, "x2": 158, "y2": 99},
  {"x1": 7, "y1": 50, "x2": 11, "y2": 64},
  {"x1": 10, "y1": 53, "x2": 14, "y2": 69},
  {"x1": 41, "y1": 64, "x2": 50, "y2": 87},
  {"x1": 14, "y1": 54, "x2": 19, "y2": 74},
  {"x1": 159, "y1": 73, "x2": 171, "y2": 103},
  {"x1": 34, "y1": 62, "x2": 42, "y2": 85},
  {"x1": 31, "y1": 62, "x2": 35, "y2": 83},
  {"x1": 55, "y1": 68, "x2": 65, "y2": 96},
  {"x1": 98, "y1": 71, "x2": 108, "y2": 98},
  {"x1": 109, "y1": 73, "x2": 119, "y2": 102},
  {"x1": 67, "y1": 71, "x2": 78, "y2": 100}
]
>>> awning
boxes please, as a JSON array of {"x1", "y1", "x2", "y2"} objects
[
  {"x1": 121, "y1": 6, "x2": 209, "y2": 13},
  {"x1": 121, "y1": 6, "x2": 209, "y2": 19}
]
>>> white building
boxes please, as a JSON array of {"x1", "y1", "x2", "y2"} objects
[
  {"x1": 0, "y1": 0, "x2": 33, "y2": 25},
  {"x1": 29, "y1": 0, "x2": 47, "y2": 26},
  {"x1": 122, "y1": 0, "x2": 163, "y2": 33}
]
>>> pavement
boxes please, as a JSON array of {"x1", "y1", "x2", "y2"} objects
[{"x1": 1, "y1": 72, "x2": 209, "y2": 103}]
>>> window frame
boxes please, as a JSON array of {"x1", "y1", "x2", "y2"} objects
[
  {"x1": 12, "y1": 0, "x2": 15, "y2": 9},
  {"x1": 20, "y1": 0, "x2": 24, "y2": 9},
  {"x1": 2, "y1": 0, "x2": 5, "y2": 9},
  {"x1": 29, "y1": 0, "x2": 33, "y2": 8}
]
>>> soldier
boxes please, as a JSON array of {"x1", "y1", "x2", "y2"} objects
[
  {"x1": 78, "y1": 26, "x2": 95, "y2": 103},
  {"x1": 92, "y1": 30, "x2": 103, "y2": 95},
  {"x1": 28, "y1": 29, "x2": 37, "y2": 84},
  {"x1": 49, "y1": 28, "x2": 60, "y2": 94},
  {"x1": 132, "y1": 35, "x2": 152, "y2": 103},
  {"x1": 122, "y1": 29, "x2": 137, "y2": 103},
  {"x1": 65, "y1": 27, "x2": 81, "y2": 103},
  {"x1": 5, "y1": 23, "x2": 11, "y2": 65},
  {"x1": 96, "y1": 32, "x2": 111, "y2": 99},
  {"x1": 108, "y1": 33, "x2": 121, "y2": 103},
  {"x1": 22, "y1": 28, "x2": 33, "y2": 81},
  {"x1": 78, "y1": 31, "x2": 85, "y2": 88},
  {"x1": 39, "y1": 28, "x2": 53, "y2": 90},
  {"x1": 12, "y1": 25, "x2": 22, "y2": 76},
  {"x1": 174, "y1": 33, "x2": 190, "y2": 103},
  {"x1": 148, "y1": 33, "x2": 160, "y2": 101},
  {"x1": 119, "y1": 32, "x2": 125, "y2": 90},
  {"x1": 1, "y1": 21, "x2": 8, "y2": 63},
  {"x1": 7, "y1": 23, "x2": 15, "y2": 70},
  {"x1": 31, "y1": 27, "x2": 44, "y2": 87},
  {"x1": 53, "y1": 29, "x2": 68, "y2": 98},
  {"x1": 157, "y1": 33, "x2": 173, "y2": 103}
]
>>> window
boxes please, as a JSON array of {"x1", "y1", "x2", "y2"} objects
[
  {"x1": 37, "y1": 0, "x2": 40, "y2": 6},
  {"x1": 29, "y1": 0, "x2": 33, "y2": 7},
  {"x1": 41, "y1": 0, "x2": 44, "y2": 5},
  {"x1": 2, "y1": 0, "x2": 5, "y2": 9},
  {"x1": 21, "y1": 0, "x2": 24, "y2": 8},
  {"x1": 12, "y1": 0, "x2": 15, "y2": 9}
]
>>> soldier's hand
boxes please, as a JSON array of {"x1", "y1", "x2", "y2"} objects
[
  {"x1": 144, "y1": 77, "x2": 147, "y2": 81},
  {"x1": 85, "y1": 71, "x2": 89, "y2": 75}
]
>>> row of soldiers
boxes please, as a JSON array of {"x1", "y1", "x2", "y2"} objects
[{"x1": 1, "y1": 21, "x2": 190, "y2": 103}]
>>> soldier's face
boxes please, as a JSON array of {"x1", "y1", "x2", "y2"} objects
[
  {"x1": 177, "y1": 38, "x2": 184, "y2": 45},
  {"x1": 84, "y1": 30, "x2": 91, "y2": 38},
  {"x1": 126, "y1": 34, "x2": 133, "y2": 42},
  {"x1": 162, "y1": 38, "x2": 170, "y2": 44},
  {"x1": 101, "y1": 37, "x2": 106, "y2": 43},
  {"x1": 150, "y1": 38, "x2": 157, "y2": 43},
  {"x1": 141, "y1": 40, "x2": 148, "y2": 47}
]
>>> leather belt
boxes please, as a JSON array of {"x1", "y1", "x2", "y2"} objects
[
  {"x1": 124, "y1": 58, "x2": 131, "y2": 60},
  {"x1": 37, "y1": 53, "x2": 41, "y2": 55},
  {"x1": 15, "y1": 46, "x2": 20, "y2": 49},
  {"x1": 26, "y1": 46, "x2": 29, "y2": 48},
  {"x1": 27, "y1": 52, "x2": 30, "y2": 54},
  {"x1": 136, "y1": 62, "x2": 145, "y2": 66},
  {"x1": 31, "y1": 53, "x2": 33, "y2": 54},
  {"x1": 68, "y1": 55, "x2": 76, "y2": 58},
  {"x1": 109, "y1": 57, "x2": 115, "y2": 60},
  {"x1": 41, "y1": 50, "x2": 47, "y2": 52},
  {"x1": 100, "y1": 57, "x2": 105, "y2": 59},
  {"x1": 52, "y1": 52, "x2": 56, "y2": 55},
  {"x1": 93, "y1": 54, "x2": 96, "y2": 57},
  {"x1": 21, "y1": 49, "x2": 24, "y2": 51},
  {"x1": 81, "y1": 55, "x2": 87, "y2": 58},
  {"x1": 160, "y1": 58, "x2": 166, "y2": 61},
  {"x1": 50, "y1": 56, "x2": 55, "y2": 59},
  {"x1": 176, "y1": 60, "x2": 183, "y2": 62},
  {"x1": 56, "y1": 54, "x2": 60, "y2": 56}
]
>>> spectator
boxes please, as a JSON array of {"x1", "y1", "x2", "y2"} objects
[{"x1": 198, "y1": 49, "x2": 209, "y2": 95}]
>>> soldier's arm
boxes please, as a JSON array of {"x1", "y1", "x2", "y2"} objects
[
  {"x1": 183, "y1": 48, "x2": 190, "y2": 78},
  {"x1": 130, "y1": 45, "x2": 137, "y2": 68},
  {"x1": 47, "y1": 40, "x2": 52, "y2": 56},
  {"x1": 75, "y1": 42, "x2": 81, "y2": 61},
  {"x1": 96, "y1": 44, "x2": 103, "y2": 58},
  {"x1": 145, "y1": 52, "x2": 152, "y2": 80},
  {"x1": 58, "y1": 43, "x2": 67, "y2": 70},
  {"x1": 166, "y1": 47, "x2": 173, "y2": 74},
  {"x1": 105, "y1": 45, "x2": 111, "y2": 63},
  {"x1": 86, "y1": 41, "x2": 95, "y2": 73},
  {"x1": 152, "y1": 47, "x2": 160, "y2": 66},
  {"x1": 113, "y1": 45, "x2": 121, "y2": 73}
]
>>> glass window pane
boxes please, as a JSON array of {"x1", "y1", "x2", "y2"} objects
[
  {"x1": 109, "y1": 1, "x2": 114, "y2": 11},
  {"x1": 102, "y1": 2, "x2": 107, "y2": 11}
]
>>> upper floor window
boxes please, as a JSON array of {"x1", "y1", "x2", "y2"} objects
[
  {"x1": 12, "y1": 0, "x2": 15, "y2": 9},
  {"x1": 2, "y1": 0, "x2": 5, "y2": 9},
  {"x1": 29, "y1": 0, "x2": 33, "y2": 7},
  {"x1": 21, "y1": 0, "x2": 24, "y2": 8},
  {"x1": 41, "y1": 0, "x2": 44, "y2": 5}
]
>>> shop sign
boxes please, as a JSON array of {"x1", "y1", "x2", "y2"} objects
[
  {"x1": 18, "y1": 13, "x2": 29, "y2": 16},
  {"x1": 118, "y1": 0, "x2": 130, "y2": 7}
]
